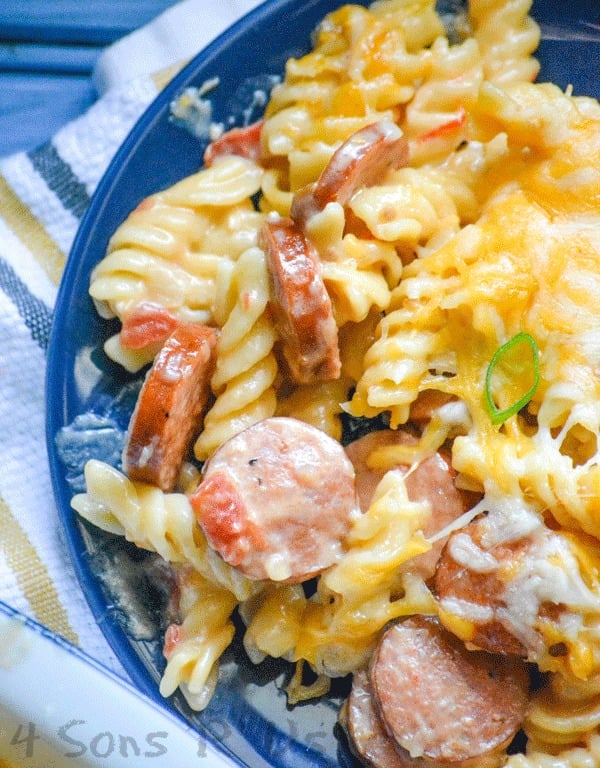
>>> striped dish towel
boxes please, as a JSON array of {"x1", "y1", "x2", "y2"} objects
[{"x1": 0, "y1": 0, "x2": 262, "y2": 676}]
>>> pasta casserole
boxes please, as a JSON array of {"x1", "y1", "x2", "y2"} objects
[{"x1": 69, "y1": 0, "x2": 600, "y2": 765}]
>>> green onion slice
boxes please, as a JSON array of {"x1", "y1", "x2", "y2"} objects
[{"x1": 485, "y1": 332, "x2": 540, "y2": 425}]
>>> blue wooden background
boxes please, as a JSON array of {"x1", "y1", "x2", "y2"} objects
[{"x1": 0, "y1": 1, "x2": 178, "y2": 156}]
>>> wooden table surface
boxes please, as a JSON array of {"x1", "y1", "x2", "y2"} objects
[{"x1": 0, "y1": 1, "x2": 178, "y2": 156}]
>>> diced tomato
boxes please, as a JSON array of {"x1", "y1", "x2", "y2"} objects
[
  {"x1": 163, "y1": 623, "x2": 183, "y2": 658},
  {"x1": 120, "y1": 302, "x2": 179, "y2": 350},
  {"x1": 418, "y1": 107, "x2": 467, "y2": 143},
  {"x1": 203, "y1": 120, "x2": 264, "y2": 167},
  {"x1": 189, "y1": 472, "x2": 267, "y2": 567}
]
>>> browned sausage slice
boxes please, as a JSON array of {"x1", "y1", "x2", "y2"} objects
[
  {"x1": 343, "y1": 669, "x2": 423, "y2": 768},
  {"x1": 408, "y1": 389, "x2": 456, "y2": 423},
  {"x1": 433, "y1": 513, "x2": 571, "y2": 658},
  {"x1": 123, "y1": 323, "x2": 218, "y2": 492},
  {"x1": 370, "y1": 616, "x2": 529, "y2": 764},
  {"x1": 259, "y1": 217, "x2": 341, "y2": 384},
  {"x1": 291, "y1": 120, "x2": 409, "y2": 226},
  {"x1": 203, "y1": 120, "x2": 264, "y2": 167},
  {"x1": 190, "y1": 417, "x2": 359, "y2": 582},
  {"x1": 345, "y1": 429, "x2": 477, "y2": 580}
]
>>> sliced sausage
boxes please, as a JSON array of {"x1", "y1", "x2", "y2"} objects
[
  {"x1": 290, "y1": 120, "x2": 409, "y2": 227},
  {"x1": 190, "y1": 417, "x2": 359, "y2": 582},
  {"x1": 433, "y1": 513, "x2": 572, "y2": 659},
  {"x1": 434, "y1": 515, "x2": 530, "y2": 656},
  {"x1": 345, "y1": 429, "x2": 477, "y2": 580},
  {"x1": 342, "y1": 668, "x2": 425, "y2": 768},
  {"x1": 370, "y1": 616, "x2": 529, "y2": 764},
  {"x1": 203, "y1": 120, "x2": 264, "y2": 167},
  {"x1": 259, "y1": 217, "x2": 341, "y2": 384},
  {"x1": 408, "y1": 389, "x2": 456, "y2": 423},
  {"x1": 123, "y1": 323, "x2": 218, "y2": 492}
]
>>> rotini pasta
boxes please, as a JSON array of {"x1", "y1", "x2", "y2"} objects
[
  {"x1": 68, "y1": 0, "x2": 600, "y2": 764},
  {"x1": 160, "y1": 567, "x2": 238, "y2": 711},
  {"x1": 506, "y1": 737, "x2": 600, "y2": 768},
  {"x1": 193, "y1": 245, "x2": 278, "y2": 460},
  {"x1": 300, "y1": 201, "x2": 403, "y2": 323},
  {"x1": 524, "y1": 672, "x2": 600, "y2": 753},
  {"x1": 402, "y1": 35, "x2": 483, "y2": 165},
  {"x1": 469, "y1": 0, "x2": 541, "y2": 86},
  {"x1": 260, "y1": 0, "x2": 442, "y2": 213},
  {"x1": 241, "y1": 470, "x2": 435, "y2": 680},
  {"x1": 90, "y1": 156, "x2": 264, "y2": 371},
  {"x1": 72, "y1": 459, "x2": 259, "y2": 601}
]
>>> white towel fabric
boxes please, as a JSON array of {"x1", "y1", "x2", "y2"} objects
[
  {"x1": 0, "y1": 0, "x2": 262, "y2": 678},
  {"x1": 93, "y1": 0, "x2": 263, "y2": 95}
]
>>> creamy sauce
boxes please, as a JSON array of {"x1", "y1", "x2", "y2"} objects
[
  {"x1": 169, "y1": 79, "x2": 223, "y2": 142},
  {"x1": 169, "y1": 74, "x2": 281, "y2": 144}
]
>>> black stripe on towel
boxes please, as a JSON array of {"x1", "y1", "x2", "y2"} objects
[
  {"x1": 0, "y1": 258, "x2": 53, "y2": 350},
  {"x1": 28, "y1": 142, "x2": 90, "y2": 220}
]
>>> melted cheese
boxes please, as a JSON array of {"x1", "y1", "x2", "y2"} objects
[
  {"x1": 398, "y1": 95, "x2": 600, "y2": 548},
  {"x1": 440, "y1": 496, "x2": 600, "y2": 675},
  {"x1": 369, "y1": 129, "x2": 600, "y2": 669}
]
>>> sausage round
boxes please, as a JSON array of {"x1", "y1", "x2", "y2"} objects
[
  {"x1": 190, "y1": 417, "x2": 359, "y2": 582},
  {"x1": 259, "y1": 217, "x2": 341, "y2": 384},
  {"x1": 433, "y1": 512, "x2": 573, "y2": 658},
  {"x1": 345, "y1": 429, "x2": 476, "y2": 580},
  {"x1": 370, "y1": 616, "x2": 529, "y2": 764},
  {"x1": 343, "y1": 668, "x2": 424, "y2": 768},
  {"x1": 291, "y1": 120, "x2": 409, "y2": 226},
  {"x1": 123, "y1": 323, "x2": 218, "y2": 492}
]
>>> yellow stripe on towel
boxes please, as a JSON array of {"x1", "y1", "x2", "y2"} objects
[
  {"x1": 0, "y1": 174, "x2": 65, "y2": 286},
  {"x1": 0, "y1": 494, "x2": 78, "y2": 646},
  {"x1": 151, "y1": 60, "x2": 187, "y2": 91}
]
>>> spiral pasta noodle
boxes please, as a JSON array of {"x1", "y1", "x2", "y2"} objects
[
  {"x1": 402, "y1": 36, "x2": 483, "y2": 165},
  {"x1": 241, "y1": 470, "x2": 435, "y2": 682},
  {"x1": 160, "y1": 567, "x2": 239, "y2": 711},
  {"x1": 349, "y1": 304, "x2": 447, "y2": 428},
  {"x1": 89, "y1": 156, "x2": 264, "y2": 371},
  {"x1": 193, "y1": 245, "x2": 278, "y2": 461},
  {"x1": 260, "y1": 0, "x2": 442, "y2": 214},
  {"x1": 299, "y1": 201, "x2": 403, "y2": 325},
  {"x1": 349, "y1": 165, "x2": 465, "y2": 263},
  {"x1": 72, "y1": 459, "x2": 258, "y2": 601},
  {"x1": 506, "y1": 737, "x2": 600, "y2": 768},
  {"x1": 505, "y1": 673, "x2": 600, "y2": 767},
  {"x1": 469, "y1": 0, "x2": 541, "y2": 86},
  {"x1": 525, "y1": 672, "x2": 600, "y2": 753}
]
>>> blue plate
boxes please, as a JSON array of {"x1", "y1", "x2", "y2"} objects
[{"x1": 46, "y1": 1, "x2": 600, "y2": 767}]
